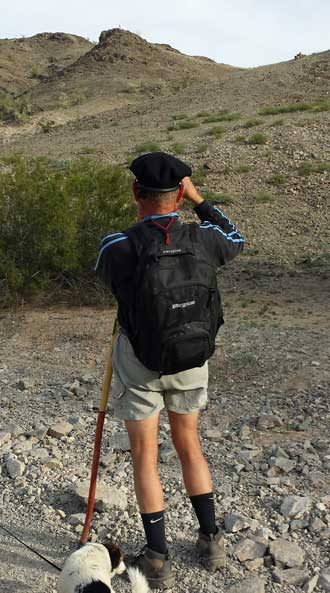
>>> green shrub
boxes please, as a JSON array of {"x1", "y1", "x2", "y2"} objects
[
  {"x1": 172, "y1": 114, "x2": 187, "y2": 120},
  {"x1": 242, "y1": 119, "x2": 263, "y2": 128},
  {"x1": 79, "y1": 146, "x2": 97, "y2": 155},
  {"x1": 195, "y1": 111, "x2": 210, "y2": 118},
  {"x1": 167, "y1": 120, "x2": 199, "y2": 131},
  {"x1": 269, "y1": 118, "x2": 285, "y2": 127},
  {"x1": 31, "y1": 66, "x2": 43, "y2": 79},
  {"x1": 254, "y1": 191, "x2": 274, "y2": 203},
  {"x1": 203, "y1": 112, "x2": 240, "y2": 123},
  {"x1": 38, "y1": 119, "x2": 56, "y2": 133},
  {"x1": 196, "y1": 143, "x2": 208, "y2": 153},
  {"x1": 202, "y1": 191, "x2": 233, "y2": 205},
  {"x1": 236, "y1": 164, "x2": 251, "y2": 173},
  {"x1": 259, "y1": 100, "x2": 330, "y2": 116},
  {"x1": 268, "y1": 173, "x2": 287, "y2": 186},
  {"x1": 0, "y1": 156, "x2": 135, "y2": 305},
  {"x1": 298, "y1": 162, "x2": 330, "y2": 176},
  {"x1": 133, "y1": 141, "x2": 162, "y2": 156},
  {"x1": 234, "y1": 134, "x2": 246, "y2": 143},
  {"x1": 0, "y1": 97, "x2": 31, "y2": 123},
  {"x1": 246, "y1": 133, "x2": 268, "y2": 145},
  {"x1": 207, "y1": 126, "x2": 226, "y2": 138},
  {"x1": 192, "y1": 168, "x2": 208, "y2": 185},
  {"x1": 171, "y1": 143, "x2": 185, "y2": 155}
]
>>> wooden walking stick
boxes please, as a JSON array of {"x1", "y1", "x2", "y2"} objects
[{"x1": 80, "y1": 317, "x2": 119, "y2": 545}]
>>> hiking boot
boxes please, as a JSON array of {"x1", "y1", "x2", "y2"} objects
[
  {"x1": 196, "y1": 529, "x2": 226, "y2": 571},
  {"x1": 131, "y1": 546, "x2": 175, "y2": 590}
]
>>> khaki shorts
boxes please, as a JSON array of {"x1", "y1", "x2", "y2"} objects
[{"x1": 110, "y1": 333, "x2": 208, "y2": 421}]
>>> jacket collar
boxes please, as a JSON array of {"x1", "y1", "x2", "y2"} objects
[{"x1": 142, "y1": 212, "x2": 179, "y2": 222}]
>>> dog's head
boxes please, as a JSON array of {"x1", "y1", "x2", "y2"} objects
[{"x1": 102, "y1": 540, "x2": 126, "y2": 576}]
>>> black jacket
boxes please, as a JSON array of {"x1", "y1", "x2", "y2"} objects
[{"x1": 95, "y1": 200, "x2": 244, "y2": 333}]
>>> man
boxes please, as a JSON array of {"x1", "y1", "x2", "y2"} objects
[{"x1": 96, "y1": 152, "x2": 244, "y2": 589}]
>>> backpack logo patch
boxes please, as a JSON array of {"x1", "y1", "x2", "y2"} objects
[{"x1": 171, "y1": 300, "x2": 196, "y2": 310}]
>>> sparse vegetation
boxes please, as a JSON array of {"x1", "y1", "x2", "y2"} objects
[
  {"x1": 192, "y1": 168, "x2": 208, "y2": 185},
  {"x1": 234, "y1": 134, "x2": 246, "y2": 143},
  {"x1": 202, "y1": 191, "x2": 233, "y2": 205},
  {"x1": 246, "y1": 133, "x2": 268, "y2": 145},
  {"x1": 167, "y1": 120, "x2": 199, "y2": 131},
  {"x1": 207, "y1": 126, "x2": 226, "y2": 138},
  {"x1": 268, "y1": 173, "x2": 287, "y2": 186},
  {"x1": 203, "y1": 112, "x2": 240, "y2": 123},
  {"x1": 269, "y1": 118, "x2": 285, "y2": 127},
  {"x1": 30, "y1": 66, "x2": 43, "y2": 79},
  {"x1": 172, "y1": 114, "x2": 187, "y2": 120},
  {"x1": 298, "y1": 162, "x2": 330, "y2": 176},
  {"x1": 38, "y1": 119, "x2": 56, "y2": 133},
  {"x1": 0, "y1": 97, "x2": 31, "y2": 123},
  {"x1": 0, "y1": 156, "x2": 135, "y2": 304},
  {"x1": 79, "y1": 146, "x2": 97, "y2": 155},
  {"x1": 259, "y1": 100, "x2": 330, "y2": 116},
  {"x1": 133, "y1": 141, "x2": 162, "y2": 156},
  {"x1": 254, "y1": 191, "x2": 274, "y2": 203},
  {"x1": 236, "y1": 164, "x2": 251, "y2": 173},
  {"x1": 242, "y1": 119, "x2": 263, "y2": 128},
  {"x1": 170, "y1": 143, "x2": 185, "y2": 155},
  {"x1": 195, "y1": 111, "x2": 210, "y2": 118},
  {"x1": 196, "y1": 143, "x2": 208, "y2": 153}
]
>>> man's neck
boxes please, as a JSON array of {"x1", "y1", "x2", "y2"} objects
[{"x1": 137, "y1": 204, "x2": 178, "y2": 221}]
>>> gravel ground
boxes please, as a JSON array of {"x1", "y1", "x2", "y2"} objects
[{"x1": 0, "y1": 266, "x2": 329, "y2": 593}]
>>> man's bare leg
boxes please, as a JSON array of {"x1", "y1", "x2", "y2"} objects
[
  {"x1": 168, "y1": 409, "x2": 212, "y2": 495},
  {"x1": 125, "y1": 412, "x2": 163, "y2": 512}
]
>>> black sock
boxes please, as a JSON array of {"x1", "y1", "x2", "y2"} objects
[
  {"x1": 140, "y1": 511, "x2": 167, "y2": 554},
  {"x1": 189, "y1": 492, "x2": 217, "y2": 537}
]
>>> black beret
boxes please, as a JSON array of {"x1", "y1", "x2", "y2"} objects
[{"x1": 129, "y1": 152, "x2": 192, "y2": 192}]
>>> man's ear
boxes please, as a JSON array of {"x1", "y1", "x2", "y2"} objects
[
  {"x1": 176, "y1": 183, "x2": 184, "y2": 204},
  {"x1": 132, "y1": 180, "x2": 139, "y2": 202}
]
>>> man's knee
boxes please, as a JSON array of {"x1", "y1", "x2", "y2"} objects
[{"x1": 172, "y1": 433, "x2": 203, "y2": 464}]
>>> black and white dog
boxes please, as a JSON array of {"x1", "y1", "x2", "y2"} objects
[{"x1": 57, "y1": 541, "x2": 149, "y2": 593}]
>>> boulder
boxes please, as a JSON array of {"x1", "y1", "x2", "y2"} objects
[
  {"x1": 269, "y1": 539, "x2": 304, "y2": 568},
  {"x1": 319, "y1": 568, "x2": 330, "y2": 592},
  {"x1": 280, "y1": 495, "x2": 312, "y2": 519},
  {"x1": 48, "y1": 422, "x2": 73, "y2": 438},
  {"x1": 227, "y1": 576, "x2": 265, "y2": 593},
  {"x1": 235, "y1": 538, "x2": 267, "y2": 562},
  {"x1": 76, "y1": 480, "x2": 128, "y2": 511},
  {"x1": 273, "y1": 567, "x2": 309, "y2": 585}
]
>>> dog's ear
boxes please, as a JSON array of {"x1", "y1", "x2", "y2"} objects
[{"x1": 103, "y1": 541, "x2": 124, "y2": 570}]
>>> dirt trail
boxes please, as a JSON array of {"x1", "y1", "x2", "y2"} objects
[{"x1": 0, "y1": 267, "x2": 329, "y2": 593}]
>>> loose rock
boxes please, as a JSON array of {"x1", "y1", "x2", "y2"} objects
[
  {"x1": 235, "y1": 538, "x2": 267, "y2": 562},
  {"x1": 269, "y1": 538, "x2": 305, "y2": 567},
  {"x1": 227, "y1": 576, "x2": 265, "y2": 593},
  {"x1": 48, "y1": 422, "x2": 73, "y2": 438},
  {"x1": 280, "y1": 495, "x2": 312, "y2": 519},
  {"x1": 76, "y1": 480, "x2": 128, "y2": 511},
  {"x1": 319, "y1": 568, "x2": 330, "y2": 592},
  {"x1": 273, "y1": 567, "x2": 309, "y2": 585}
]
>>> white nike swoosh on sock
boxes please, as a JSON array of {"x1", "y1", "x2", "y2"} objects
[{"x1": 150, "y1": 517, "x2": 163, "y2": 524}]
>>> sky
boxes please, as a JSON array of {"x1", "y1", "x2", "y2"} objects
[{"x1": 1, "y1": 0, "x2": 329, "y2": 68}]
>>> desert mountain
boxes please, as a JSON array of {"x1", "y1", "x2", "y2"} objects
[
  {"x1": 22, "y1": 28, "x2": 236, "y2": 109},
  {"x1": 0, "y1": 29, "x2": 329, "y2": 271},
  {"x1": 0, "y1": 32, "x2": 93, "y2": 99}
]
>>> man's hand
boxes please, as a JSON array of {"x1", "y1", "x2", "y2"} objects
[{"x1": 181, "y1": 177, "x2": 204, "y2": 206}]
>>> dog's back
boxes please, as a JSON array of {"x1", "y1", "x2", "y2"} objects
[{"x1": 57, "y1": 543, "x2": 112, "y2": 593}]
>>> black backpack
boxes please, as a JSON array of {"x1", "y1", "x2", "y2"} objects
[{"x1": 125, "y1": 218, "x2": 223, "y2": 374}]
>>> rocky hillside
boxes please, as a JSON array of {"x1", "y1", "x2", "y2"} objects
[
  {"x1": 20, "y1": 28, "x2": 235, "y2": 110},
  {"x1": 0, "y1": 30, "x2": 329, "y2": 270},
  {"x1": 0, "y1": 32, "x2": 93, "y2": 98}
]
